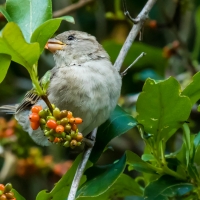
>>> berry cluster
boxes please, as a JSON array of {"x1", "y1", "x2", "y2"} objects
[
  {"x1": 29, "y1": 105, "x2": 83, "y2": 148},
  {"x1": 0, "y1": 183, "x2": 15, "y2": 200}
]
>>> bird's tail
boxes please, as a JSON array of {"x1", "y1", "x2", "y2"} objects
[{"x1": 0, "y1": 105, "x2": 18, "y2": 114}]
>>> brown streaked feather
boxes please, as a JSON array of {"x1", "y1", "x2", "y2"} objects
[{"x1": 16, "y1": 90, "x2": 41, "y2": 112}]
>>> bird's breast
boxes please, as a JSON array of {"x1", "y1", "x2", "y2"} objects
[{"x1": 48, "y1": 60, "x2": 122, "y2": 135}]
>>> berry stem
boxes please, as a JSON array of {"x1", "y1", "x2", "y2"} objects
[{"x1": 41, "y1": 95, "x2": 53, "y2": 114}]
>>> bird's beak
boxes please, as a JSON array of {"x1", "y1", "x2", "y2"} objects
[{"x1": 45, "y1": 38, "x2": 66, "y2": 53}]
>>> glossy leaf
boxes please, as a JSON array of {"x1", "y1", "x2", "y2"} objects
[
  {"x1": 0, "y1": 22, "x2": 40, "y2": 71},
  {"x1": 136, "y1": 77, "x2": 191, "y2": 142},
  {"x1": 36, "y1": 154, "x2": 92, "y2": 200},
  {"x1": 12, "y1": 189, "x2": 26, "y2": 200},
  {"x1": 6, "y1": 0, "x2": 52, "y2": 42},
  {"x1": 76, "y1": 154, "x2": 127, "y2": 199},
  {"x1": 0, "y1": 54, "x2": 11, "y2": 83},
  {"x1": 77, "y1": 174, "x2": 143, "y2": 200},
  {"x1": 89, "y1": 105, "x2": 137, "y2": 163},
  {"x1": 126, "y1": 150, "x2": 156, "y2": 174},
  {"x1": 182, "y1": 71, "x2": 200, "y2": 105},
  {"x1": 144, "y1": 175, "x2": 194, "y2": 200},
  {"x1": 0, "y1": 6, "x2": 12, "y2": 21},
  {"x1": 31, "y1": 16, "x2": 75, "y2": 52}
]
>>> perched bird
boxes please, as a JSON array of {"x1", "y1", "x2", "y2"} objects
[{"x1": 0, "y1": 31, "x2": 122, "y2": 146}]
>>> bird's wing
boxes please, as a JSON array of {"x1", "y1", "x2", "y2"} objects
[
  {"x1": 16, "y1": 90, "x2": 41, "y2": 112},
  {"x1": 16, "y1": 70, "x2": 53, "y2": 113}
]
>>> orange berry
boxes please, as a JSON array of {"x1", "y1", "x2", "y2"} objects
[
  {"x1": 67, "y1": 111, "x2": 73, "y2": 119},
  {"x1": 148, "y1": 20, "x2": 157, "y2": 29},
  {"x1": 55, "y1": 125, "x2": 64, "y2": 133},
  {"x1": 71, "y1": 124, "x2": 77, "y2": 131},
  {"x1": 69, "y1": 117, "x2": 75, "y2": 124},
  {"x1": 76, "y1": 133, "x2": 83, "y2": 142},
  {"x1": 0, "y1": 194, "x2": 6, "y2": 200},
  {"x1": 54, "y1": 137, "x2": 60, "y2": 143},
  {"x1": 30, "y1": 122, "x2": 40, "y2": 130},
  {"x1": 74, "y1": 117, "x2": 82, "y2": 124},
  {"x1": 46, "y1": 120, "x2": 57, "y2": 129},
  {"x1": 29, "y1": 113, "x2": 40, "y2": 122},
  {"x1": 0, "y1": 184, "x2": 5, "y2": 192},
  {"x1": 31, "y1": 105, "x2": 42, "y2": 113},
  {"x1": 4, "y1": 128, "x2": 14, "y2": 137}
]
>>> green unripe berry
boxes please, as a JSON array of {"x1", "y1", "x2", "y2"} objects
[
  {"x1": 40, "y1": 118, "x2": 46, "y2": 124},
  {"x1": 77, "y1": 142, "x2": 81, "y2": 146},
  {"x1": 60, "y1": 110, "x2": 68, "y2": 118},
  {"x1": 61, "y1": 132, "x2": 66, "y2": 138},
  {"x1": 44, "y1": 130, "x2": 51, "y2": 136},
  {"x1": 60, "y1": 118, "x2": 69, "y2": 126},
  {"x1": 64, "y1": 141, "x2": 70, "y2": 147},
  {"x1": 39, "y1": 110, "x2": 48, "y2": 118},
  {"x1": 70, "y1": 131, "x2": 77, "y2": 139},
  {"x1": 0, "y1": 190, "x2": 3, "y2": 196},
  {"x1": 53, "y1": 108, "x2": 61, "y2": 119},
  {"x1": 47, "y1": 116, "x2": 56, "y2": 121},
  {"x1": 51, "y1": 104, "x2": 56, "y2": 109},
  {"x1": 4, "y1": 183, "x2": 12, "y2": 193},
  {"x1": 48, "y1": 135, "x2": 55, "y2": 142},
  {"x1": 65, "y1": 135, "x2": 71, "y2": 141},
  {"x1": 65, "y1": 124, "x2": 71, "y2": 132}
]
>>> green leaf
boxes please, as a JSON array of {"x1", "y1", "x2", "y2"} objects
[
  {"x1": 36, "y1": 153, "x2": 92, "y2": 200},
  {"x1": 0, "y1": 6, "x2": 12, "y2": 21},
  {"x1": 12, "y1": 189, "x2": 26, "y2": 200},
  {"x1": 192, "y1": 6, "x2": 200, "y2": 60},
  {"x1": 0, "y1": 22, "x2": 40, "y2": 71},
  {"x1": 77, "y1": 174, "x2": 143, "y2": 200},
  {"x1": 126, "y1": 150, "x2": 156, "y2": 174},
  {"x1": 182, "y1": 123, "x2": 191, "y2": 166},
  {"x1": 89, "y1": 105, "x2": 137, "y2": 163},
  {"x1": 0, "y1": 54, "x2": 11, "y2": 83},
  {"x1": 76, "y1": 154, "x2": 127, "y2": 199},
  {"x1": 6, "y1": 0, "x2": 52, "y2": 42},
  {"x1": 144, "y1": 175, "x2": 194, "y2": 200},
  {"x1": 136, "y1": 77, "x2": 191, "y2": 142},
  {"x1": 142, "y1": 154, "x2": 156, "y2": 162},
  {"x1": 41, "y1": 70, "x2": 51, "y2": 92},
  {"x1": 182, "y1": 71, "x2": 200, "y2": 105},
  {"x1": 31, "y1": 16, "x2": 75, "y2": 52}
]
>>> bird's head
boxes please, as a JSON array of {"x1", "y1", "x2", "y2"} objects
[{"x1": 45, "y1": 30, "x2": 108, "y2": 67}]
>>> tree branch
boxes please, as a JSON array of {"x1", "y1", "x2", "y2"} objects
[
  {"x1": 114, "y1": 0, "x2": 158, "y2": 71},
  {"x1": 53, "y1": 0, "x2": 95, "y2": 18},
  {"x1": 68, "y1": 128, "x2": 98, "y2": 200}
]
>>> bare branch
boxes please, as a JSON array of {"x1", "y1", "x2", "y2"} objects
[
  {"x1": 114, "y1": 0, "x2": 158, "y2": 71},
  {"x1": 121, "y1": 52, "x2": 146, "y2": 76},
  {"x1": 53, "y1": 0, "x2": 95, "y2": 18},
  {"x1": 68, "y1": 128, "x2": 98, "y2": 200}
]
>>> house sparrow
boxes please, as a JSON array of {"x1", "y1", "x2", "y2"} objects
[{"x1": 0, "y1": 31, "x2": 122, "y2": 146}]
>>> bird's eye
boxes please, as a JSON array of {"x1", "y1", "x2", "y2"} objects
[{"x1": 68, "y1": 35, "x2": 75, "y2": 41}]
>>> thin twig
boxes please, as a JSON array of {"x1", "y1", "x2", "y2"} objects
[
  {"x1": 114, "y1": 0, "x2": 158, "y2": 71},
  {"x1": 121, "y1": 52, "x2": 146, "y2": 76},
  {"x1": 53, "y1": 0, "x2": 95, "y2": 18},
  {"x1": 122, "y1": 0, "x2": 139, "y2": 23},
  {"x1": 68, "y1": 128, "x2": 98, "y2": 200}
]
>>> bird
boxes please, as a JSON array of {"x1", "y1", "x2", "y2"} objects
[{"x1": 0, "y1": 30, "x2": 122, "y2": 146}]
